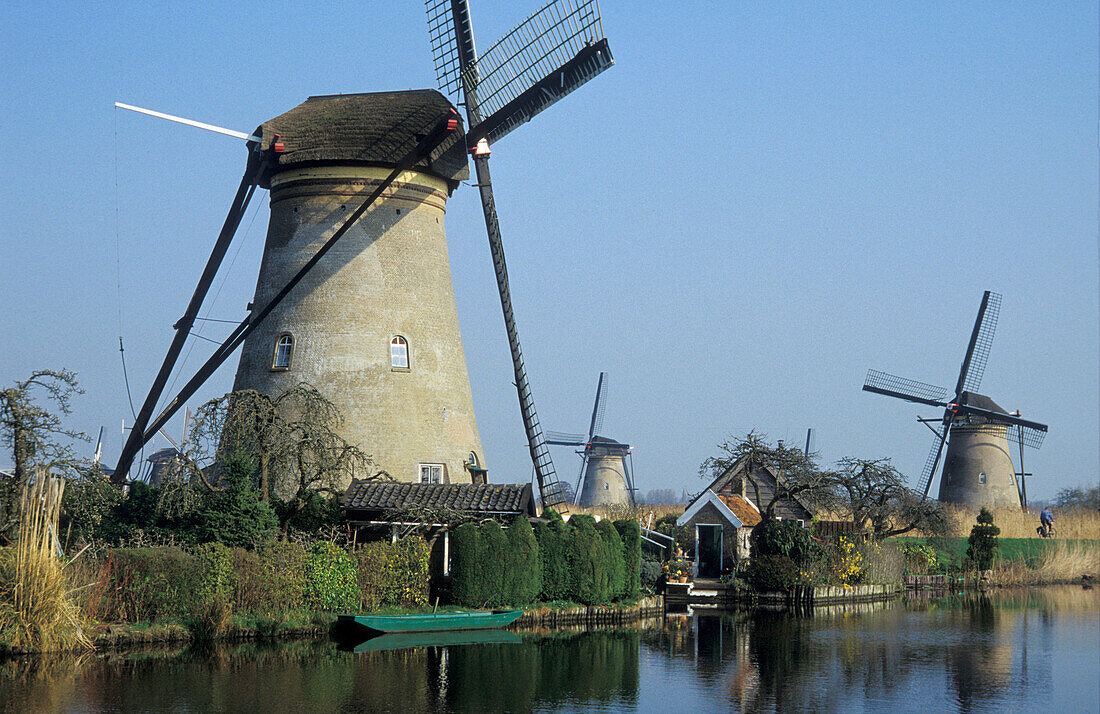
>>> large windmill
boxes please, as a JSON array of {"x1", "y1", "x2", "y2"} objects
[
  {"x1": 863, "y1": 291, "x2": 1048, "y2": 510},
  {"x1": 112, "y1": 92, "x2": 483, "y2": 488},
  {"x1": 425, "y1": 0, "x2": 614, "y2": 510},
  {"x1": 547, "y1": 372, "x2": 636, "y2": 507}
]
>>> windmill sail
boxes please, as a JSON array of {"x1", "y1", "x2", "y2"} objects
[{"x1": 956, "y1": 291, "x2": 1001, "y2": 395}]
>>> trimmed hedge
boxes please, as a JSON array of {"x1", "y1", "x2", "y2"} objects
[
  {"x1": 451, "y1": 515, "x2": 643, "y2": 607},
  {"x1": 73, "y1": 537, "x2": 432, "y2": 625}
]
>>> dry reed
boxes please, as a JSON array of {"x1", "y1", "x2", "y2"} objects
[
  {"x1": 0, "y1": 471, "x2": 91, "y2": 653},
  {"x1": 992, "y1": 540, "x2": 1100, "y2": 586},
  {"x1": 940, "y1": 505, "x2": 1100, "y2": 539}
]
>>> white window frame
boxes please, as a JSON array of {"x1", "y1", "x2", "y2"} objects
[
  {"x1": 419, "y1": 463, "x2": 444, "y2": 484},
  {"x1": 391, "y1": 336, "x2": 409, "y2": 370},
  {"x1": 272, "y1": 333, "x2": 294, "y2": 370}
]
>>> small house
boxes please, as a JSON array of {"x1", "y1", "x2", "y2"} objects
[{"x1": 677, "y1": 454, "x2": 816, "y2": 576}]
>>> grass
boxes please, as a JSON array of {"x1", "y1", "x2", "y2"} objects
[
  {"x1": 0, "y1": 473, "x2": 92, "y2": 653},
  {"x1": 939, "y1": 505, "x2": 1100, "y2": 539}
]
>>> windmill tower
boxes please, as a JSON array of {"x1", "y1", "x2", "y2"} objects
[
  {"x1": 112, "y1": 97, "x2": 481, "y2": 487},
  {"x1": 547, "y1": 373, "x2": 636, "y2": 507},
  {"x1": 862, "y1": 291, "x2": 1048, "y2": 510},
  {"x1": 231, "y1": 92, "x2": 485, "y2": 486}
]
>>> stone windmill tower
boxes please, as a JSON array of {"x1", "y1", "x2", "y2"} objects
[
  {"x1": 862, "y1": 291, "x2": 1048, "y2": 509},
  {"x1": 112, "y1": 95, "x2": 485, "y2": 486},
  {"x1": 547, "y1": 373, "x2": 636, "y2": 507},
  {"x1": 230, "y1": 91, "x2": 485, "y2": 485}
]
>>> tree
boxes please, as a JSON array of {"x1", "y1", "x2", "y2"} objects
[
  {"x1": 698, "y1": 431, "x2": 834, "y2": 520},
  {"x1": 830, "y1": 457, "x2": 949, "y2": 540},
  {"x1": 0, "y1": 369, "x2": 88, "y2": 541},
  {"x1": 1055, "y1": 485, "x2": 1100, "y2": 511},
  {"x1": 180, "y1": 383, "x2": 377, "y2": 532},
  {"x1": 966, "y1": 507, "x2": 1000, "y2": 570}
]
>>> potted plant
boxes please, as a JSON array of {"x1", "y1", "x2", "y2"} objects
[{"x1": 663, "y1": 558, "x2": 692, "y2": 583}]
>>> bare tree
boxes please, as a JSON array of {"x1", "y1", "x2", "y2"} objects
[
  {"x1": 698, "y1": 431, "x2": 835, "y2": 520},
  {"x1": 179, "y1": 383, "x2": 383, "y2": 531},
  {"x1": 0, "y1": 369, "x2": 88, "y2": 540},
  {"x1": 830, "y1": 457, "x2": 948, "y2": 540}
]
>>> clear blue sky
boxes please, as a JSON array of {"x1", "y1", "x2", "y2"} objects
[{"x1": 1, "y1": 2, "x2": 1096, "y2": 500}]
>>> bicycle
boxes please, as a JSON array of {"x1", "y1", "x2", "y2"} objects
[{"x1": 1036, "y1": 522, "x2": 1056, "y2": 539}]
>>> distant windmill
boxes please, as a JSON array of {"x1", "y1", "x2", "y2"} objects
[
  {"x1": 863, "y1": 291, "x2": 1048, "y2": 510},
  {"x1": 425, "y1": 0, "x2": 614, "y2": 510},
  {"x1": 546, "y1": 372, "x2": 636, "y2": 507}
]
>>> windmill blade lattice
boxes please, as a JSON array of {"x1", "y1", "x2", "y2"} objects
[
  {"x1": 918, "y1": 425, "x2": 949, "y2": 498},
  {"x1": 863, "y1": 369, "x2": 951, "y2": 407},
  {"x1": 1006, "y1": 423, "x2": 1046, "y2": 450},
  {"x1": 588, "y1": 372, "x2": 608, "y2": 439},
  {"x1": 956, "y1": 291, "x2": 1002, "y2": 395}
]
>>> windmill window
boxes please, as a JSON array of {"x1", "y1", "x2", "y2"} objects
[
  {"x1": 390, "y1": 336, "x2": 409, "y2": 370},
  {"x1": 272, "y1": 334, "x2": 293, "y2": 370},
  {"x1": 419, "y1": 463, "x2": 444, "y2": 484},
  {"x1": 978, "y1": 471, "x2": 987, "y2": 484},
  {"x1": 467, "y1": 452, "x2": 479, "y2": 467}
]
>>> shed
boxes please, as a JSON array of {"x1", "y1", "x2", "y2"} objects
[{"x1": 676, "y1": 491, "x2": 744, "y2": 578}]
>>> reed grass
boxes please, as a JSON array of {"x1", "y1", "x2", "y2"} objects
[
  {"x1": 939, "y1": 505, "x2": 1100, "y2": 539},
  {"x1": 992, "y1": 540, "x2": 1100, "y2": 586},
  {"x1": 0, "y1": 471, "x2": 91, "y2": 653}
]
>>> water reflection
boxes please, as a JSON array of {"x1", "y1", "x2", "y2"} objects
[{"x1": 0, "y1": 587, "x2": 1096, "y2": 713}]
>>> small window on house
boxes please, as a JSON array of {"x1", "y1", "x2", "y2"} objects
[
  {"x1": 391, "y1": 336, "x2": 409, "y2": 370},
  {"x1": 796, "y1": 519, "x2": 805, "y2": 528},
  {"x1": 979, "y1": 471, "x2": 987, "y2": 484},
  {"x1": 272, "y1": 334, "x2": 293, "y2": 370},
  {"x1": 420, "y1": 463, "x2": 444, "y2": 484}
]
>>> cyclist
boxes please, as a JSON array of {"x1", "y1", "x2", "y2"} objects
[{"x1": 1038, "y1": 506, "x2": 1055, "y2": 538}]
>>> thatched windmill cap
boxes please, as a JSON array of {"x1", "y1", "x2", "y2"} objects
[{"x1": 256, "y1": 89, "x2": 469, "y2": 189}]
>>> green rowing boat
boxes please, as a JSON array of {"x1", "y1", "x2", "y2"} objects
[
  {"x1": 346, "y1": 630, "x2": 523, "y2": 653},
  {"x1": 337, "y1": 609, "x2": 523, "y2": 634}
]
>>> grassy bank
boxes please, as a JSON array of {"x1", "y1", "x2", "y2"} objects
[{"x1": 893, "y1": 536, "x2": 1100, "y2": 585}]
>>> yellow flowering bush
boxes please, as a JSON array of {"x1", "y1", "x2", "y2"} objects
[{"x1": 830, "y1": 536, "x2": 864, "y2": 587}]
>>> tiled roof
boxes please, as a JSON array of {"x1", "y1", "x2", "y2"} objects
[
  {"x1": 343, "y1": 480, "x2": 535, "y2": 517},
  {"x1": 719, "y1": 494, "x2": 762, "y2": 527},
  {"x1": 258, "y1": 90, "x2": 469, "y2": 186}
]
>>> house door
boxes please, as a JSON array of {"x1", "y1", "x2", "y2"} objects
[{"x1": 696, "y1": 525, "x2": 722, "y2": 578}]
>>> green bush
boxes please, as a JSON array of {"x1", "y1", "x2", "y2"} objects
[
  {"x1": 192, "y1": 542, "x2": 234, "y2": 636},
  {"x1": 191, "y1": 460, "x2": 277, "y2": 548},
  {"x1": 751, "y1": 519, "x2": 822, "y2": 566},
  {"x1": 356, "y1": 537, "x2": 430, "y2": 610},
  {"x1": 480, "y1": 521, "x2": 509, "y2": 607},
  {"x1": 614, "y1": 519, "x2": 641, "y2": 600},
  {"x1": 640, "y1": 558, "x2": 662, "y2": 593},
  {"x1": 745, "y1": 554, "x2": 799, "y2": 591},
  {"x1": 305, "y1": 541, "x2": 358, "y2": 611},
  {"x1": 597, "y1": 520, "x2": 625, "y2": 600},
  {"x1": 505, "y1": 518, "x2": 541, "y2": 605},
  {"x1": 569, "y1": 515, "x2": 609, "y2": 605},
  {"x1": 256, "y1": 542, "x2": 308, "y2": 615},
  {"x1": 654, "y1": 514, "x2": 693, "y2": 556},
  {"x1": 86, "y1": 547, "x2": 202, "y2": 623},
  {"x1": 534, "y1": 517, "x2": 571, "y2": 602},
  {"x1": 450, "y1": 522, "x2": 484, "y2": 606},
  {"x1": 966, "y1": 507, "x2": 1001, "y2": 570}
]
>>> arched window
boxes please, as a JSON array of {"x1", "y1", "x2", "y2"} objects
[
  {"x1": 468, "y1": 451, "x2": 479, "y2": 468},
  {"x1": 390, "y1": 336, "x2": 409, "y2": 370},
  {"x1": 272, "y1": 334, "x2": 293, "y2": 370}
]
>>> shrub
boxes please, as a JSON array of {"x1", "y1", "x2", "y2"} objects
[
  {"x1": 191, "y1": 461, "x2": 277, "y2": 548},
  {"x1": 967, "y1": 507, "x2": 1001, "y2": 570},
  {"x1": 597, "y1": 520, "x2": 625, "y2": 600},
  {"x1": 828, "y1": 536, "x2": 864, "y2": 585},
  {"x1": 256, "y1": 542, "x2": 308, "y2": 615},
  {"x1": 450, "y1": 522, "x2": 484, "y2": 606},
  {"x1": 654, "y1": 514, "x2": 693, "y2": 556},
  {"x1": 356, "y1": 537, "x2": 430, "y2": 610},
  {"x1": 505, "y1": 518, "x2": 541, "y2": 605},
  {"x1": 745, "y1": 554, "x2": 799, "y2": 591},
  {"x1": 305, "y1": 542, "x2": 358, "y2": 611},
  {"x1": 192, "y1": 542, "x2": 234, "y2": 636},
  {"x1": 614, "y1": 519, "x2": 641, "y2": 599},
  {"x1": 640, "y1": 558, "x2": 662, "y2": 592},
  {"x1": 86, "y1": 547, "x2": 203, "y2": 623},
  {"x1": 534, "y1": 517, "x2": 570, "y2": 602},
  {"x1": 479, "y1": 521, "x2": 509, "y2": 607},
  {"x1": 899, "y1": 542, "x2": 938, "y2": 575},
  {"x1": 751, "y1": 519, "x2": 822, "y2": 566},
  {"x1": 569, "y1": 515, "x2": 608, "y2": 605}
]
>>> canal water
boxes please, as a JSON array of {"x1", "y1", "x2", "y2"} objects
[{"x1": 2, "y1": 586, "x2": 1097, "y2": 713}]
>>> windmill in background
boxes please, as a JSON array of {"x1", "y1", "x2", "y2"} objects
[
  {"x1": 863, "y1": 291, "x2": 1048, "y2": 510},
  {"x1": 425, "y1": 0, "x2": 614, "y2": 511},
  {"x1": 547, "y1": 372, "x2": 636, "y2": 507}
]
